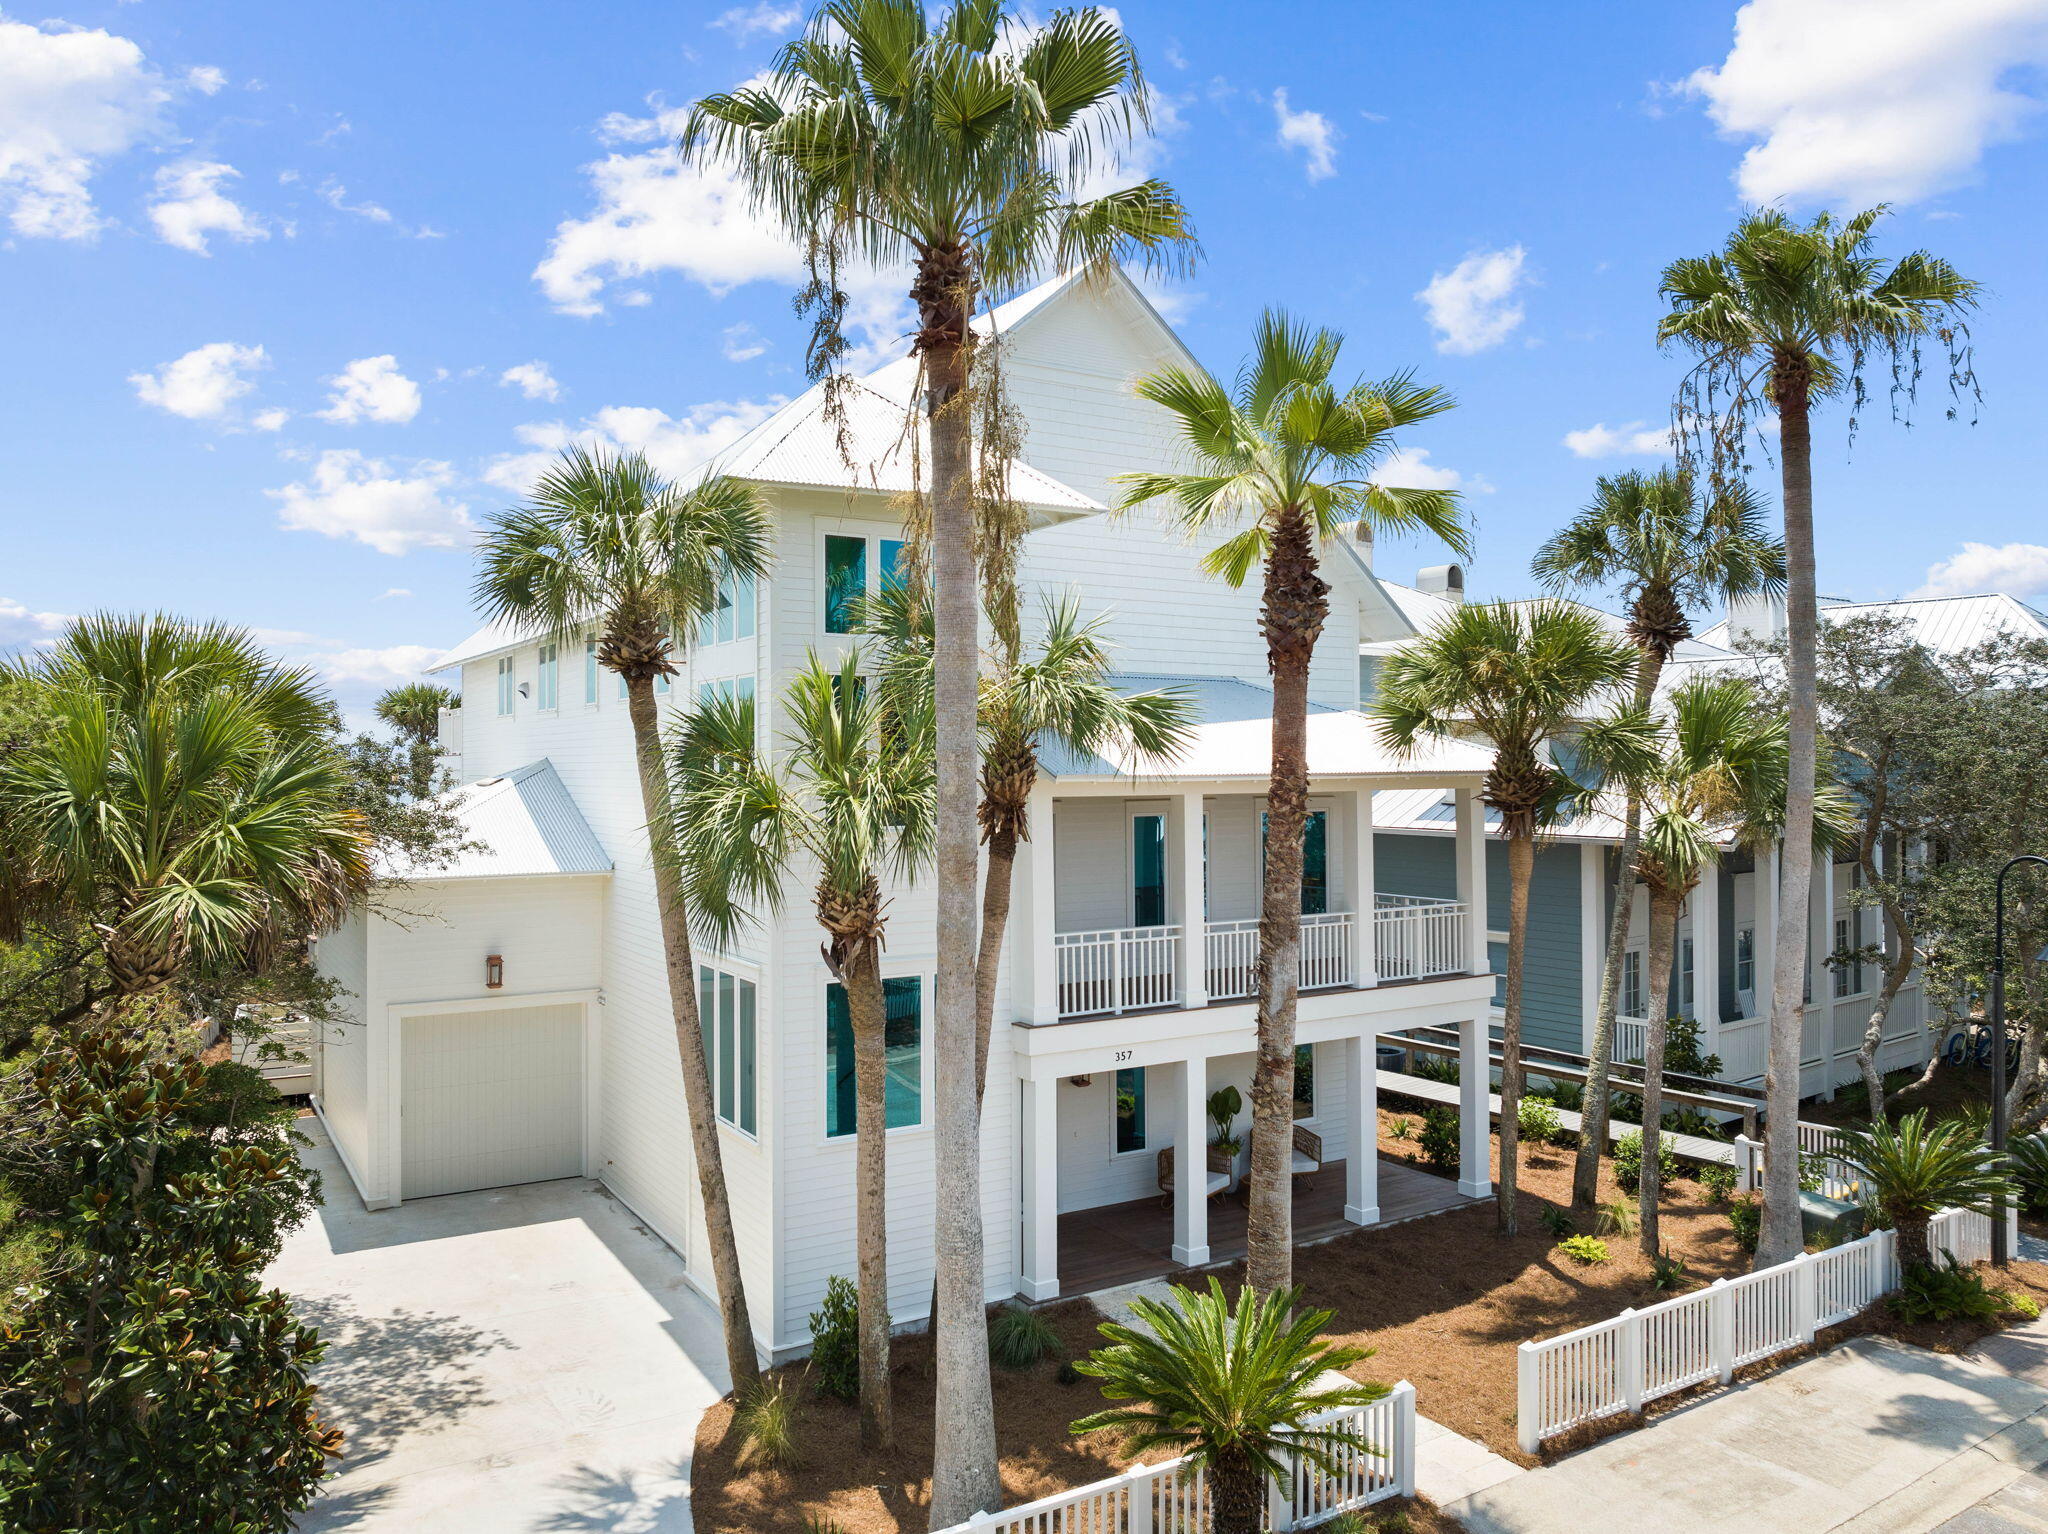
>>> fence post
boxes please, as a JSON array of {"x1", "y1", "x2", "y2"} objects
[
  {"x1": 1516, "y1": 1343, "x2": 1540, "y2": 1455},
  {"x1": 1267, "y1": 1446, "x2": 1294, "y2": 1532},
  {"x1": 2010, "y1": 1202, "x2": 2022, "y2": 1260},
  {"x1": 1393, "y1": 1381, "x2": 1418, "y2": 1498},
  {"x1": 1126, "y1": 1464, "x2": 1152, "y2": 1534},
  {"x1": 1732, "y1": 1135, "x2": 1758, "y2": 1192},
  {"x1": 1709, "y1": 1277, "x2": 1735, "y2": 1384},
  {"x1": 1619, "y1": 1309, "x2": 1645, "y2": 1413},
  {"x1": 1793, "y1": 1251, "x2": 1818, "y2": 1344}
]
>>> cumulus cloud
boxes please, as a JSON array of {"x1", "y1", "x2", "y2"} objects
[
  {"x1": 269, "y1": 449, "x2": 471, "y2": 555},
  {"x1": 1273, "y1": 88, "x2": 1339, "y2": 181},
  {"x1": 319, "y1": 355, "x2": 423, "y2": 425},
  {"x1": 252, "y1": 407, "x2": 290, "y2": 432},
  {"x1": 499, "y1": 361, "x2": 561, "y2": 401},
  {"x1": 1685, "y1": 0, "x2": 2048, "y2": 207},
  {"x1": 1909, "y1": 541, "x2": 2048, "y2": 602},
  {"x1": 720, "y1": 323, "x2": 767, "y2": 362},
  {"x1": 1417, "y1": 246, "x2": 1529, "y2": 355},
  {"x1": 0, "y1": 596, "x2": 74, "y2": 652},
  {"x1": 129, "y1": 341, "x2": 269, "y2": 422},
  {"x1": 1372, "y1": 447, "x2": 1489, "y2": 495},
  {"x1": 148, "y1": 160, "x2": 267, "y2": 254},
  {"x1": 710, "y1": 2, "x2": 800, "y2": 42},
  {"x1": 307, "y1": 643, "x2": 447, "y2": 688},
  {"x1": 481, "y1": 398, "x2": 784, "y2": 496},
  {"x1": 1563, "y1": 420, "x2": 1673, "y2": 459},
  {"x1": 373, "y1": 587, "x2": 412, "y2": 601}
]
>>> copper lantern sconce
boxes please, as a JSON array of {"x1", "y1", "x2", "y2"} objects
[{"x1": 485, "y1": 954, "x2": 504, "y2": 989}]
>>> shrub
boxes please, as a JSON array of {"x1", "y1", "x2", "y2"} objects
[
  {"x1": 1412, "y1": 1053, "x2": 1460, "y2": 1087},
  {"x1": 2004, "y1": 1292, "x2": 2042, "y2": 1321},
  {"x1": 807, "y1": 1275, "x2": 860, "y2": 1401},
  {"x1": 803, "y1": 1518, "x2": 851, "y2": 1534},
  {"x1": 1649, "y1": 1248, "x2": 1689, "y2": 1290},
  {"x1": 1728, "y1": 1194, "x2": 1762, "y2": 1254},
  {"x1": 1698, "y1": 1162, "x2": 1739, "y2": 1204},
  {"x1": 2009, "y1": 1134, "x2": 2048, "y2": 1215},
  {"x1": 1389, "y1": 1116, "x2": 1414, "y2": 1141},
  {"x1": 1663, "y1": 1014, "x2": 1723, "y2": 1078},
  {"x1": 1891, "y1": 1256, "x2": 2003, "y2": 1325},
  {"x1": 989, "y1": 1301, "x2": 1061, "y2": 1370},
  {"x1": 1613, "y1": 1130, "x2": 1680, "y2": 1196},
  {"x1": 1595, "y1": 1199, "x2": 1637, "y2": 1238},
  {"x1": 1546, "y1": 1080, "x2": 1585, "y2": 1114},
  {"x1": 1539, "y1": 1207, "x2": 1575, "y2": 1239},
  {"x1": 1519, "y1": 1096, "x2": 1562, "y2": 1147},
  {"x1": 1557, "y1": 1235, "x2": 1610, "y2": 1265},
  {"x1": 1419, "y1": 1107, "x2": 1460, "y2": 1174},
  {"x1": 734, "y1": 1377, "x2": 804, "y2": 1471}
]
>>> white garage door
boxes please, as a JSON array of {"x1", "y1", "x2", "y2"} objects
[{"x1": 401, "y1": 1003, "x2": 584, "y2": 1200}]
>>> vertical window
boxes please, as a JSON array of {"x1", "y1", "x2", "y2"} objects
[
  {"x1": 1834, "y1": 917, "x2": 1852, "y2": 997},
  {"x1": 1114, "y1": 1067, "x2": 1147, "y2": 1153},
  {"x1": 824, "y1": 535, "x2": 866, "y2": 633},
  {"x1": 584, "y1": 639, "x2": 600, "y2": 705},
  {"x1": 1736, "y1": 926, "x2": 1755, "y2": 997},
  {"x1": 825, "y1": 976, "x2": 922, "y2": 1137},
  {"x1": 496, "y1": 655, "x2": 515, "y2": 715},
  {"x1": 1682, "y1": 936, "x2": 1696, "y2": 1010},
  {"x1": 1358, "y1": 654, "x2": 1382, "y2": 708},
  {"x1": 698, "y1": 676, "x2": 757, "y2": 708},
  {"x1": 1622, "y1": 950, "x2": 1644, "y2": 1018},
  {"x1": 1293, "y1": 1043, "x2": 1315, "y2": 1118},
  {"x1": 1259, "y1": 809, "x2": 1329, "y2": 914},
  {"x1": 880, "y1": 538, "x2": 906, "y2": 591},
  {"x1": 1488, "y1": 938, "x2": 1508, "y2": 1009},
  {"x1": 704, "y1": 572, "x2": 757, "y2": 647},
  {"x1": 697, "y1": 965, "x2": 757, "y2": 1135},
  {"x1": 536, "y1": 642, "x2": 558, "y2": 710},
  {"x1": 1131, "y1": 813, "x2": 1166, "y2": 927}
]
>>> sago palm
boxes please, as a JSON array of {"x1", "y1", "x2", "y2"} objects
[
  {"x1": 685, "y1": 12, "x2": 1194, "y2": 1508},
  {"x1": 1659, "y1": 205, "x2": 1978, "y2": 1268},
  {"x1": 1070, "y1": 1279, "x2": 1385, "y2": 1534},
  {"x1": 1118, "y1": 310, "x2": 1468, "y2": 1293},
  {"x1": 1374, "y1": 602, "x2": 1642, "y2": 1235},
  {"x1": 672, "y1": 653, "x2": 933, "y2": 1449},
  {"x1": 473, "y1": 444, "x2": 771, "y2": 1395},
  {"x1": 1534, "y1": 466, "x2": 1784, "y2": 1212},
  {"x1": 1835, "y1": 1109, "x2": 2015, "y2": 1270}
]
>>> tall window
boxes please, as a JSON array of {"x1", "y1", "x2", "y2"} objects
[
  {"x1": 1681, "y1": 936, "x2": 1696, "y2": 1010},
  {"x1": 584, "y1": 638, "x2": 600, "y2": 705},
  {"x1": 696, "y1": 965, "x2": 757, "y2": 1135},
  {"x1": 824, "y1": 533, "x2": 907, "y2": 633},
  {"x1": 702, "y1": 571, "x2": 757, "y2": 647},
  {"x1": 1260, "y1": 809, "x2": 1329, "y2": 914},
  {"x1": 1131, "y1": 813, "x2": 1166, "y2": 927},
  {"x1": 1834, "y1": 917, "x2": 1852, "y2": 997},
  {"x1": 1487, "y1": 938, "x2": 1508, "y2": 1009},
  {"x1": 1113, "y1": 1067, "x2": 1146, "y2": 1153},
  {"x1": 1735, "y1": 926, "x2": 1755, "y2": 997},
  {"x1": 536, "y1": 642, "x2": 558, "y2": 711},
  {"x1": 1293, "y1": 1043, "x2": 1315, "y2": 1118},
  {"x1": 1622, "y1": 949, "x2": 1644, "y2": 1018},
  {"x1": 825, "y1": 976, "x2": 922, "y2": 1137},
  {"x1": 496, "y1": 655, "x2": 515, "y2": 715}
]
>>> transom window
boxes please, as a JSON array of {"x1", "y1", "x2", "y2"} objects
[
  {"x1": 697, "y1": 966, "x2": 757, "y2": 1135},
  {"x1": 823, "y1": 532, "x2": 907, "y2": 634},
  {"x1": 825, "y1": 975, "x2": 922, "y2": 1137},
  {"x1": 536, "y1": 642, "x2": 558, "y2": 711},
  {"x1": 496, "y1": 655, "x2": 515, "y2": 716}
]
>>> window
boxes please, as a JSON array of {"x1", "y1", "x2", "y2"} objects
[
  {"x1": 1488, "y1": 938, "x2": 1508, "y2": 1009},
  {"x1": 1622, "y1": 949, "x2": 1644, "y2": 1018},
  {"x1": 1260, "y1": 809, "x2": 1329, "y2": 915},
  {"x1": 1114, "y1": 1067, "x2": 1147, "y2": 1153},
  {"x1": 1131, "y1": 813, "x2": 1166, "y2": 927},
  {"x1": 1293, "y1": 1044, "x2": 1315, "y2": 1119},
  {"x1": 496, "y1": 655, "x2": 515, "y2": 716},
  {"x1": 696, "y1": 965, "x2": 757, "y2": 1135},
  {"x1": 1834, "y1": 917, "x2": 1852, "y2": 997},
  {"x1": 1358, "y1": 654, "x2": 1382, "y2": 708},
  {"x1": 698, "y1": 676, "x2": 757, "y2": 708},
  {"x1": 825, "y1": 975, "x2": 922, "y2": 1137},
  {"x1": 536, "y1": 642, "x2": 558, "y2": 711},
  {"x1": 702, "y1": 571, "x2": 757, "y2": 647},
  {"x1": 1681, "y1": 936, "x2": 1696, "y2": 1010},
  {"x1": 1735, "y1": 926, "x2": 1755, "y2": 997},
  {"x1": 823, "y1": 532, "x2": 908, "y2": 633},
  {"x1": 584, "y1": 639, "x2": 600, "y2": 705}
]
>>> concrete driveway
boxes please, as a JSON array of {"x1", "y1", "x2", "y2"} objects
[{"x1": 271, "y1": 1119, "x2": 729, "y2": 1533}]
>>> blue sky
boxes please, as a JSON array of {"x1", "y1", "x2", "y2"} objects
[{"x1": 6, "y1": 0, "x2": 2048, "y2": 722}]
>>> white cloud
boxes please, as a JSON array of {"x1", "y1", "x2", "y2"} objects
[
  {"x1": 1562, "y1": 420, "x2": 1673, "y2": 459},
  {"x1": 1372, "y1": 447, "x2": 1489, "y2": 495},
  {"x1": 373, "y1": 587, "x2": 412, "y2": 601},
  {"x1": 252, "y1": 406, "x2": 290, "y2": 432},
  {"x1": 185, "y1": 64, "x2": 226, "y2": 95},
  {"x1": 1417, "y1": 246, "x2": 1529, "y2": 355},
  {"x1": 1273, "y1": 88, "x2": 1339, "y2": 181},
  {"x1": 0, "y1": 596, "x2": 73, "y2": 652},
  {"x1": 1909, "y1": 541, "x2": 2048, "y2": 601},
  {"x1": 148, "y1": 159, "x2": 266, "y2": 254},
  {"x1": 499, "y1": 361, "x2": 561, "y2": 401},
  {"x1": 269, "y1": 449, "x2": 471, "y2": 555},
  {"x1": 129, "y1": 341, "x2": 268, "y2": 422},
  {"x1": 319, "y1": 355, "x2": 422, "y2": 425},
  {"x1": 481, "y1": 397, "x2": 785, "y2": 496},
  {"x1": 306, "y1": 643, "x2": 446, "y2": 688},
  {"x1": 720, "y1": 323, "x2": 767, "y2": 362},
  {"x1": 318, "y1": 178, "x2": 392, "y2": 224},
  {"x1": 1686, "y1": 0, "x2": 2048, "y2": 207},
  {"x1": 710, "y1": 2, "x2": 800, "y2": 42}
]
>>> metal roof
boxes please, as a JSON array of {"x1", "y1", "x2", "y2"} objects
[
  {"x1": 377, "y1": 759, "x2": 612, "y2": 881},
  {"x1": 1370, "y1": 581, "x2": 1735, "y2": 662},
  {"x1": 1697, "y1": 592, "x2": 2048, "y2": 656}
]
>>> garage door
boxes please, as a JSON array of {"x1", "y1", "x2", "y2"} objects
[{"x1": 401, "y1": 1003, "x2": 584, "y2": 1200}]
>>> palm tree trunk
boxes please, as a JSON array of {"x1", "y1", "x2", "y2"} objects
[
  {"x1": 919, "y1": 248, "x2": 1000, "y2": 1529},
  {"x1": 1500, "y1": 833, "x2": 1534, "y2": 1235},
  {"x1": 1639, "y1": 887, "x2": 1681, "y2": 1256},
  {"x1": 1760, "y1": 361, "x2": 1818, "y2": 1270},
  {"x1": 974, "y1": 820, "x2": 1019, "y2": 1110},
  {"x1": 842, "y1": 933, "x2": 894, "y2": 1450},
  {"x1": 624, "y1": 673, "x2": 760, "y2": 1397},
  {"x1": 1247, "y1": 503, "x2": 1328, "y2": 1295}
]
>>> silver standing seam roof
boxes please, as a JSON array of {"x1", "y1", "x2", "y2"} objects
[{"x1": 377, "y1": 759, "x2": 612, "y2": 881}]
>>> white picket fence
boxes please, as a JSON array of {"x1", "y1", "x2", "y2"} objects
[
  {"x1": 939, "y1": 1383, "x2": 1415, "y2": 1533},
  {"x1": 1516, "y1": 1207, "x2": 2004, "y2": 1453}
]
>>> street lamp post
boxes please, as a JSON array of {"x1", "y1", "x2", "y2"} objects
[{"x1": 1991, "y1": 854, "x2": 2048, "y2": 1267}]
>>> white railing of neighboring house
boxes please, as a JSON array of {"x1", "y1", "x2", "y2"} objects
[
  {"x1": 939, "y1": 1383, "x2": 1416, "y2": 1534},
  {"x1": 1372, "y1": 895, "x2": 1468, "y2": 983},
  {"x1": 1203, "y1": 912, "x2": 1358, "y2": 1002},
  {"x1": 1055, "y1": 925, "x2": 1181, "y2": 1019},
  {"x1": 1614, "y1": 1015, "x2": 1648, "y2": 1065},
  {"x1": 1516, "y1": 1207, "x2": 2004, "y2": 1454},
  {"x1": 1728, "y1": 1124, "x2": 1863, "y2": 1203}
]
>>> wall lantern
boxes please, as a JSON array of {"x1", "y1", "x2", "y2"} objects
[
  {"x1": 1068, "y1": 1074, "x2": 1092, "y2": 1088},
  {"x1": 485, "y1": 954, "x2": 505, "y2": 990}
]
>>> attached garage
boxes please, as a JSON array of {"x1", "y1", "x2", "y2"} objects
[{"x1": 400, "y1": 1002, "x2": 587, "y2": 1200}]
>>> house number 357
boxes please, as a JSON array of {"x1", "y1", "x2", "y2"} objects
[{"x1": 1113, "y1": 1050, "x2": 1133, "y2": 1063}]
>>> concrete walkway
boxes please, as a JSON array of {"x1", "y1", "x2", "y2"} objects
[{"x1": 272, "y1": 1120, "x2": 728, "y2": 1533}]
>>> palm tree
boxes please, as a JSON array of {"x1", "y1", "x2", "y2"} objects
[
  {"x1": 1836, "y1": 1110, "x2": 2014, "y2": 1270},
  {"x1": 0, "y1": 616, "x2": 369, "y2": 1028},
  {"x1": 473, "y1": 444, "x2": 771, "y2": 1397},
  {"x1": 1532, "y1": 466, "x2": 1784, "y2": 1212},
  {"x1": 673, "y1": 654, "x2": 933, "y2": 1450},
  {"x1": 1118, "y1": 311, "x2": 1467, "y2": 1292},
  {"x1": 1374, "y1": 602, "x2": 1641, "y2": 1234},
  {"x1": 374, "y1": 681, "x2": 458, "y2": 797},
  {"x1": 685, "y1": 12, "x2": 1194, "y2": 1512},
  {"x1": 1658, "y1": 206, "x2": 1979, "y2": 1268},
  {"x1": 1070, "y1": 1279, "x2": 1385, "y2": 1534},
  {"x1": 1626, "y1": 674, "x2": 1791, "y2": 1253}
]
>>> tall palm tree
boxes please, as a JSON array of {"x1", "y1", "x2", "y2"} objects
[
  {"x1": 1118, "y1": 312, "x2": 1467, "y2": 1292},
  {"x1": 473, "y1": 445, "x2": 772, "y2": 1397},
  {"x1": 1532, "y1": 466, "x2": 1784, "y2": 1212},
  {"x1": 1658, "y1": 206, "x2": 1978, "y2": 1268},
  {"x1": 1374, "y1": 602, "x2": 1642, "y2": 1234},
  {"x1": 1836, "y1": 1110, "x2": 2015, "y2": 1271},
  {"x1": 685, "y1": 12, "x2": 1194, "y2": 1512},
  {"x1": 672, "y1": 654, "x2": 933, "y2": 1450},
  {"x1": 1071, "y1": 1279, "x2": 1385, "y2": 1534},
  {"x1": 374, "y1": 681, "x2": 458, "y2": 797},
  {"x1": 0, "y1": 616, "x2": 369, "y2": 1026}
]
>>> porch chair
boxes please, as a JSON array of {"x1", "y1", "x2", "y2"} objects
[
  {"x1": 1156, "y1": 1143, "x2": 1233, "y2": 1209},
  {"x1": 1290, "y1": 1124, "x2": 1325, "y2": 1190}
]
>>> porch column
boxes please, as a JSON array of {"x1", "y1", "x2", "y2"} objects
[
  {"x1": 1171, "y1": 790, "x2": 1207, "y2": 1009},
  {"x1": 1457, "y1": 1013, "x2": 1492, "y2": 1198},
  {"x1": 1345, "y1": 1032, "x2": 1380, "y2": 1224},
  {"x1": 1348, "y1": 787, "x2": 1378, "y2": 988},
  {"x1": 1453, "y1": 786, "x2": 1489, "y2": 977},
  {"x1": 1173, "y1": 1055, "x2": 1210, "y2": 1265},
  {"x1": 1012, "y1": 783, "x2": 1060, "y2": 1026},
  {"x1": 1019, "y1": 1074, "x2": 1060, "y2": 1300},
  {"x1": 1695, "y1": 856, "x2": 1722, "y2": 1041},
  {"x1": 1580, "y1": 843, "x2": 1605, "y2": 1054},
  {"x1": 1754, "y1": 842, "x2": 1779, "y2": 1024}
]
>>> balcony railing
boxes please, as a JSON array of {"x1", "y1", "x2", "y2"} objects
[
  {"x1": 1205, "y1": 912, "x2": 1357, "y2": 1002},
  {"x1": 1372, "y1": 895, "x2": 1468, "y2": 983},
  {"x1": 1055, "y1": 925, "x2": 1181, "y2": 1018}
]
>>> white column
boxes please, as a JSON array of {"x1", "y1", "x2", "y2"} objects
[
  {"x1": 1171, "y1": 789, "x2": 1207, "y2": 1010},
  {"x1": 1580, "y1": 843, "x2": 1606, "y2": 1054},
  {"x1": 1457, "y1": 1013, "x2": 1492, "y2": 1198},
  {"x1": 1173, "y1": 1056, "x2": 1210, "y2": 1265},
  {"x1": 1345, "y1": 1032, "x2": 1380, "y2": 1224},
  {"x1": 1012, "y1": 783, "x2": 1060, "y2": 1026},
  {"x1": 1755, "y1": 842, "x2": 1779, "y2": 1024},
  {"x1": 1454, "y1": 786, "x2": 1489, "y2": 976},
  {"x1": 1695, "y1": 856, "x2": 1722, "y2": 1040},
  {"x1": 1349, "y1": 786, "x2": 1378, "y2": 987},
  {"x1": 1019, "y1": 1074, "x2": 1059, "y2": 1300}
]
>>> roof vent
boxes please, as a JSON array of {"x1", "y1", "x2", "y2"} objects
[{"x1": 1416, "y1": 564, "x2": 1465, "y2": 602}]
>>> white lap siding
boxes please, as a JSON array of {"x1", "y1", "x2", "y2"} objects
[{"x1": 312, "y1": 913, "x2": 371, "y2": 1190}]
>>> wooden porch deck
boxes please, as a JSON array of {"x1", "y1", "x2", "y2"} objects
[{"x1": 1055, "y1": 1154, "x2": 1480, "y2": 1294}]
